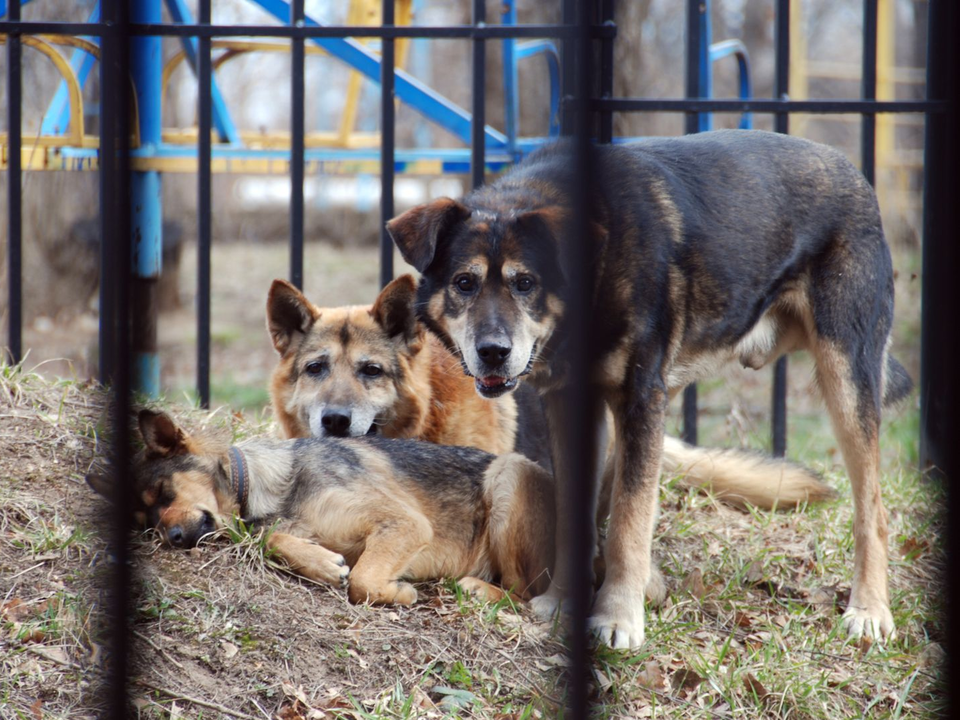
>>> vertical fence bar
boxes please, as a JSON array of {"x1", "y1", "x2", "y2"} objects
[
  {"x1": 770, "y1": 0, "x2": 790, "y2": 457},
  {"x1": 5, "y1": 0, "x2": 21, "y2": 366},
  {"x1": 290, "y1": 0, "x2": 305, "y2": 290},
  {"x1": 562, "y1": 0, "x2": 594, "y2": 714},
  {"x1": 861, "y1": 0, "x2": 878, "y2": 186},
  {"x1": 197, "y1": 0, "x2": 212, "y2": 408},
  {"x1": 920, "y1": 3, "x2": 960, "y2": 707},
  {"x1": 99, "y1": 0, "x2": 135, "y2": 714},
  {"x1": 920, "y1": 0, "x2": 959, "y2": 482},
  {"x1": 130, "y1": 0, "x2": 163, "y2": 398},
  {"x1": 681, "y1": 0, "x2": 703, "y2": 445},
  {"x1": 470, "y1": 0, "x2": 486, "y2": 190},
  {"x1": 379, "y1": 0, "x2": 395, "y2": 288}
]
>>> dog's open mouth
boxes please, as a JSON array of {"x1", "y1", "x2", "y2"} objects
[{"x1": 475, "y1": 375, "x2": 519, "y2": 398}]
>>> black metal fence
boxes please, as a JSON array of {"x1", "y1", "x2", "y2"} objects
[{"x1": 2, "y1": 0, "x2": 957, "y2": 716}]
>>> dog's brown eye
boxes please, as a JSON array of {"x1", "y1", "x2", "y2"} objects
[
  {"x1": 455, "y1": 274, "x2": 477, "y2": 294},
  {"x1": 305, "y1": 361, "x2": 326, "y2": 375},
  {"x1": 515, "y1": 275, "x2": 535, "y2": 293},
  {"x1": 360, "y1": 364, "x2": 382, "y2": 378}
]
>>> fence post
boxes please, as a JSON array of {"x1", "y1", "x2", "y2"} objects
[
  {"x1": 5, "y1": 0, "x2": 22, "y2": 366},
  {"x1": 130, "y1": 0, "x2": 163, "y2": 398},
  {"x1": 681, "y1": 0, "x2": 708, "y2": 445},
  {"x1": 770, "y1": 0, "x2": 791, "y2": 458}
]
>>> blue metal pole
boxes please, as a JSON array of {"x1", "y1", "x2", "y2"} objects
[
  {"x1": 699, "y1": 0, "x2": 712, "y2": 132},
  {"x1": 501, "y1": 0, "x2": 518, "y2": 156},
  {"x1": 130, "y1": 0, "x2": 162, "y2": 397}
]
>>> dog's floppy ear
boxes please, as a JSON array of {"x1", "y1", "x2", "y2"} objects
[
  {"x1": 514, "y1": 206, "x2": 607, "y2": 286},
  {"x1": 371, "y1": 274, "x2": 419, "y2": 342},
  {"x1": 138, "y1": 409, "x2": 189, "y2": 457},
  {"x1": 267, "y1": 279, "x2": 320, "y2": 355},
  {"x1": 386, "y1": 198, "x2": 470, "y2": 273}
]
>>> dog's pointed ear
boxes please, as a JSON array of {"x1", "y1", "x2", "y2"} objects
[
  {"x1": 267, "y1": 279, "x2": 320, "y2": 355},
  {"x1": 371, "y1": 274, "x2": 419, "y2": 342},
  {"x1": 138, "y1": 409, "x2": 188, "y2": 457},
  {"x1": 386, "y1": 198, "x2": 470, "y2": 273}
]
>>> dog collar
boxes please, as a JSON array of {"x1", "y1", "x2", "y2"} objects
[{"x1": 228, "y1": 446, "x2": 249, "y2": 517}]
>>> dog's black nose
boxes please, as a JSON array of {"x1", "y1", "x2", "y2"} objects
[
  {"x1": 167, "y1": 525, "x2": 185, "y2": 547},
  {"x1": 321, "y1": 409, "x2": 352, "y2": 437},
  {"x1": 476, "y1": 341, "x2": 511, "y2": 365}
]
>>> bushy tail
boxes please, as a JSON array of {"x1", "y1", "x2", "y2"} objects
[
  {"x1": 661, "y1": 435, "x2": 835, "y2": 510},
  {"x1": 883, "y1": 354, "x2": 913, "y2": 408}
]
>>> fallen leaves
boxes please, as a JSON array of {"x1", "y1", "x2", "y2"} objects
[
  {"x1": 679, "y1": 568, "x2": 706, "y2": 598},
  {"x1": 742, "y1": 672, "x2": 769, "y2": 701}
]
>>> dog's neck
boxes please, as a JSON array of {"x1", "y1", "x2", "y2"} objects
[{"x1": 227, "y1": 438, "x2": 296, "y2": 518}]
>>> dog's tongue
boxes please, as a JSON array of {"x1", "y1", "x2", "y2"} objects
[{"x1": 478, "y1": 376, "x2": 506, "y2": 388}]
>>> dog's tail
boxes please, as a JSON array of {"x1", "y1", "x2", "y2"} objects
[
  {"x1": 883, "y1": 353, "x2": 913, "y2": 408},
  {"x1": 662, "y1": 435, "x2": 835, "y2": 510}
]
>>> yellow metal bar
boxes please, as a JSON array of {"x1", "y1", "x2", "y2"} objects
[
  {"x1": 0, "y1": 33, "x2": 85, "y2": 146},
  {"x1": 161, "y1": 41, "x2": 331, "y2": 100},
  {"x1": 161, "y1": 128, "x2": 384, "y2": 149},
  {"x1": 788, "y1": 0, "x2": 809, "y2": 138}
]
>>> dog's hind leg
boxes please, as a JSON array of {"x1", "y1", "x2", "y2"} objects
[
  {"x1": 815, "y1": 340, "x2": 894, "y2": 641},
  {"x1": 266, "y1": 532, "x2": 351, "y2": 587},
  {"x1": 483, "y1": 454, "x2": 557, "y2": 601},
  {"x1": 347, "y1": 514, "x2": 432, "y2": 606}
]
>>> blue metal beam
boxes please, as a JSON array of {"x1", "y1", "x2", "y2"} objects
[
  {"x1": 40, "y1": 2, "x2": 99, "y2": 136},
  {"x1": 163, "y1": 0, "x2": 240, "y2": 144},
  {"x1": 709, "y1": 39, "x2": 752, "y2": 129},
  {"x1": 0, "y1": 0, "x2": 36, "y2": 20},
  {"x1": 246, "y1": 0, "x2": 508, "y2": 148}
]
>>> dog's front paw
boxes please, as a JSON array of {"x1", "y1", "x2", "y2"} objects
[
  {"x1": 392, "y1": 581, "x2": 418, "y2": 605},
  {"x1": 529, "y1": 586, "x2": 569, "y2": 620},
  {"x1": 842, "y1": 601, "x2": 895, "y2": 642},
  {"x1": 590, "y1": 587, "x2": 646, "y2": 650},
  {"x1": 645, "y1": 566, "x2": 667, "y2": 607},
  {"x1": 457, "y1": 576, "x2": 507, "y2": 603}
]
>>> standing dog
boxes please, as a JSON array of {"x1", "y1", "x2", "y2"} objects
[
  {"x1": 387, "y1": 129, "x2": 912, "y2": 648},
  {"x1": 266, "y1": 273, "x2": 831, "y2": 523}
]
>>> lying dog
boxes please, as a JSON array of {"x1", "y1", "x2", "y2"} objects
[
  {"x1": 267, "y1": 273, "x2": 831, "y2": 521},
  {"x1": 387, "y1": 129, "x2": 912, "y2": 647},
  {"x1": 88, "y1": 409, "x2": 557, "y2": 605}
]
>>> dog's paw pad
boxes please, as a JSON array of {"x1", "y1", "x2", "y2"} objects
[
  {"x1": 589, "y1": 615, "x2": 645, "y2": 650},
  {"x1": 842, "y1": 604, "x2": 895, "y2": 642},
  {"x1": 529, "y1": 592, "x2": 565, "y2": 621}
]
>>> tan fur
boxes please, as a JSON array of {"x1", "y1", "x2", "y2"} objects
[
  {"x1": 812, "y1": 342, "x2": 893, "y2": 639},
  {"x1": 661, "y1": 436, "x2": 835, "y2": 510},
  {"x1": 268, "y1": 277, "x2": 518, "y2": 455},
  {"x1": 109, "y1": 411, "x2": 564, "y2": 608}
]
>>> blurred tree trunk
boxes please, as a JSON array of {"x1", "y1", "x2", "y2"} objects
[{"x1": 612, "y1": 0, "x2": 653, "y2": 137}]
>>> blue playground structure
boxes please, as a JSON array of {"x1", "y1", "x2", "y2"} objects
[{"x1": 1, "y1": 0, "x2": 751, "y2": 397}]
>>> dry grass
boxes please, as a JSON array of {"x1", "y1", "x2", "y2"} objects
[{"x1": 0, "y1": 361, "x2": 945, "y2": 719}]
